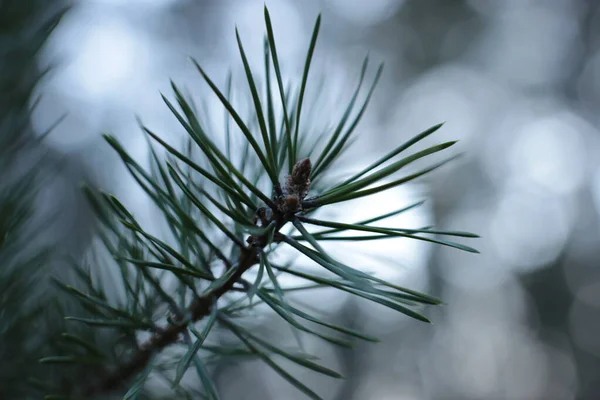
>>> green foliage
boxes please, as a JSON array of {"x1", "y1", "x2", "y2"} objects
[
  {"x1": 0, "y1": 3, "x2": 74, "y2": 399},
  {"x1": 10, "y1": 6, "x2": 478, "y2": 400}
]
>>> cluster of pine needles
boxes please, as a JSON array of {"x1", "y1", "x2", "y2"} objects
[{"x1": 33, "y1": 6, "x2": 478, "y2": 400}]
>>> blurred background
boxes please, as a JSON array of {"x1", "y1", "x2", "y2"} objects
[{"x1": 7, "y1": 0, "x2": 600, "y2": 398}]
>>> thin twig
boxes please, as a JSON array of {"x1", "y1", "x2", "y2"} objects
[
  {"x1": 83, "y1": 247, "x2": 258, "y2": 396},
  {"x1": 85, "y1": 159, "x2": 313, "y2": 397}
]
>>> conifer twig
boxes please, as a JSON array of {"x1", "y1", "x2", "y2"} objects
[
  {"x1": 84, "y1": 245, "x2": 258, "y2": 396},
  {"x1": 38, "y1": 8, "x2": 478, "y2": 399},
  {"x1": 85, "y1": 159, "x2": 312, "y2": 396}
]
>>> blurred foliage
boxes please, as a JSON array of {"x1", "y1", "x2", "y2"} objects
[
  {"x1": 0, "y1": 1, "x2": 105, "y2": 398},
  {"x1": 0, "y1": 0, "x2": 66, "y2": 397}
]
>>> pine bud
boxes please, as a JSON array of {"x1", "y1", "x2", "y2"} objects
[{"x1": 285, "y1": 158, "x2": 312, "y2": 201}]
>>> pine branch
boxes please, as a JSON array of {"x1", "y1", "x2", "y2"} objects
[
  {"x1": 84, "y1": 156, "x2": 311, "y2": 396},
  {"x1": 84, "y1": 246, "x2": 256, "y2": 395},
  {"x1": 36, "y1": 6, "x2": 479, "y2": 399}
]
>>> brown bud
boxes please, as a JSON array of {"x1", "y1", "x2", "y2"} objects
[
  {"x1": 290, "y1": 158, "x2": 312, "y2": 186},
  {"x1": 284, "y1": 194, "x2": 300, "y2": 213},
  {"x1": 285, "y1": 158, "x2": 312, "y2": 201}
]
